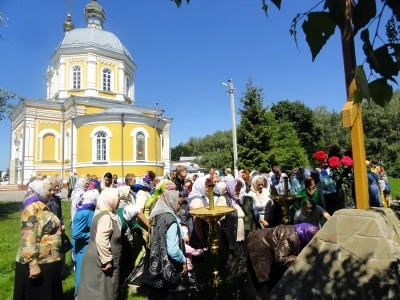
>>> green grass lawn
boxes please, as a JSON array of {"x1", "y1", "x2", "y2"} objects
[
  {"x1": 0, "y1": 201, "x2": 146, "y2": 300},
  {"x1": 389, "y1": 177, "x2": 400, "y2": 200}
]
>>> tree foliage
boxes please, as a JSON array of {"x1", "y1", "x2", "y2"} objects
[
  {"x1": 171, "y1": 80, "x2": 400, "y2": 177},
  {"x1": 236, "y1": 79, "x2": 274, "y2": 172},
  {"x1": 313, "y1": 105, "x2": 351, "y2": 152},
  {"x1": 362, "y1": 90, "x2": 400, "y2": 176},
  {"x1": 0, "y1": 87, "x2": 17, "y2": 121},
  {"x1": 271, "y1": 100, "x2": 323, "y2": 159}
]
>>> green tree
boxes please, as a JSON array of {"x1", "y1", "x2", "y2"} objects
[
  {"x1": 171, "y1": 143, "x2": 192, "y2": 161},
  {"x1": 236, "y1": 79, "x2": 275, "y2": 172},
  {"x1": 313, "y1": 105, "x2": 351, "y2": 152},
  {"x1": 271, "y1": 100, "x2": 322, "y2": 159},
  {"x1": 268, "y1": 121, "x2": 308, "y2": 173},
  {"x1": 362, "y1": 90, "x2": 400, "y2": 176}
]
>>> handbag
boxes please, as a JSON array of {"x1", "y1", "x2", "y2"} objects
[
  {"x1": 60, "y1": 232, "x2": 73, "y2": 254},
  {"x1": 126, "y1": 252, "x2": 146, "y2": 286}
]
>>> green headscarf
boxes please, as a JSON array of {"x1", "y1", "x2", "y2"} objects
[{"x1": 144, "y1": 179, "x2": 176, "y2": 217}]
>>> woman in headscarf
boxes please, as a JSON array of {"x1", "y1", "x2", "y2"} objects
[
  {"x1": 14, "y1": 179, "x2": 63, "y2": 300},
  {"x1": 186, "y1": 177, "x2": 209, "y2": 248},
  {"x1": 118, "y1": 185, "x2": 134, "y2": 209},
  {"x1": 135, "y1": 173, "x2": 152, "y2": 223},
  {"x1": 248, "y1": 175, "x2": 273, "y2": 228},
  {"x1": 115, "y1": 204, "x2": 145, "y2": 287},
  {"x1": 71, "y1": 189, "x2": 99, "y2": 296},
  {"x1": 217, "y1": 179, "x2": 246, "y2": 279},
  {"x1": 146, "y1": 190, "x2": 187, "y2": 299},
  {"x1": 70, "y1": 177, "x2": 90, "y2": 228},
  {"x1": 144, "y1": 179, "x2": 177, "y2": 217},
  {"x1": 78, "y1": 188, "x2": 122, "y2": 300},
  {"x1": 246, "y1": 223, "x2": 319, "y2": 298}
]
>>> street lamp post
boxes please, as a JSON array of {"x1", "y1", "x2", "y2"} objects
[{"x1": 223, "y1": 79, "x2": 238, "y2": 178}]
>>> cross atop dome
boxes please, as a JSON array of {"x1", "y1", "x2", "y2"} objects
[
  {"x1": 63, "y1": 12, "x2": 75, "y2": 35},
  {"x1": 84, "y1": 0, "x2": 106, "y2": 30}
]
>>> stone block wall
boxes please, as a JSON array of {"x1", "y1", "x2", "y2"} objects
[{"x1": 268, "y1": 208, "x2": 400, "y2": 300}]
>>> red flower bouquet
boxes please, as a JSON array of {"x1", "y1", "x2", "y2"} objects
[
  {"x1": 313, "y1": 148, "x2": 353, "y2": 189},
  {"x1": 313, "y1": 151, "x2": 327, "y2": 162},
  {"x1": 341, "y1": 156, "x2": 353, "y2": 167},
  {"x1": 328, "y1": 156, "x2": 341, "y2": 168}
]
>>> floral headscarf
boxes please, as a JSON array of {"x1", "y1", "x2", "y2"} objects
[
  {"x1": 95, "y1": 188, "x2": 119, "y2": 215},
  {"x1": 149, "y1": 190, "x2": 180, "y2": 218},
  {"x1": 144, "y1": 179, "x2": 176, "y2": 212},
  {"x1": 87, "y1": 179, "x2": 101, "y2": 193},
  {"x1": 226, "y1": 179, "x2": 243, "y2": 208},
  {"x1": 138, "y1": 172, "x2": 151, "y2": 188},
  {"x1": 293, "y1": 223, "x2": 319, "y2": 246}
]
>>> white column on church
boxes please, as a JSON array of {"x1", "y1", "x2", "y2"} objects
[
  {"x1": 117, "y1": 63, "x2": 125, "y2": 101},
  {"x1": 131, "y1": 74, "x2": 135, "y2": 104},
  {"x1": 23, "y1": 119, "x2": 35, "y2": 181},
  {"x1": 86, "y1": 54, "x2": 97, "y2": 97},
  {"x1": 162, "y1": 122, "x2": 171, "y2": 175},
  {"x1": 72, "y1": 122, "x2": 78, "y2": 167},
  {"x1": 58, "y1": 58, "x2": 67, "y2": 98}
]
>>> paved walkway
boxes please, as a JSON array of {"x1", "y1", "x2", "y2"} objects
[{"x1": 0, "y1": 189, "x2": 69, "y2": 202}]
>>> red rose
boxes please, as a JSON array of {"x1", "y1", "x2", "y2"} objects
[
  {"x1": 328, "y1": 156, "x2": 341, "y2": 168},
  {"x1": 341, "y1": 156, "x2": 353, "y2": 167},
  {"x1": 313, "y1": 151, "x2": 327, "y2": 162}
]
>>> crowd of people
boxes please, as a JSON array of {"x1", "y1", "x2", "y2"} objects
[{"x1": 16, "y1": 160, "x2": 387, "y2": 300}]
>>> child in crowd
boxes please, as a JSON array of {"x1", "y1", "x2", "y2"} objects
[{"x1": 181, "y1": 225, "x2": 207, "y2": 287}]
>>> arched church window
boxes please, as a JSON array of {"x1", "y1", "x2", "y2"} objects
[
  {"x1": 136, "y1": 132, "x2": 145, "y2": 161},
  {"x1": 95, "y1": 131, "x2": 107, "y2": 161},
  {"x1": 125, "y1": 76, "x2": 130, "y2": 97},
  {"x1": 102, "y1": 68, "x2": 112, "y2": 91},
  {"x1": 72, "y1": 65, "x2": 81, "y2": 89}
]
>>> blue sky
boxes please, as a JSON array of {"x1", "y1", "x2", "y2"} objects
[{"x1": 0, "y1": 0, "x2": 389, "y2": 170}]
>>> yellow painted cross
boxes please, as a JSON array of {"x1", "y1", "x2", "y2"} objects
[{"x1": 340, "y1": 0, "x2": 369, "y2": 210}]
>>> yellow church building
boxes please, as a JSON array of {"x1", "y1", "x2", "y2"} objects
[{"x1": 9, "y1": 0, "x2": 172, "y2": 187}]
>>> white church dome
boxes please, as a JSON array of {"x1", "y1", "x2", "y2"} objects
[{"x1": 59, "y1": 27, "x2": 132, "y2": 60}]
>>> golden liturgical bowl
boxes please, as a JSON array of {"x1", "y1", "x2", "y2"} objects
[
  {"x1": 189, "y1": 206, "x2": 235, "y2": 218},
  {"x1": 271, "y1": 195, "x2": 303, "y2": 206}
]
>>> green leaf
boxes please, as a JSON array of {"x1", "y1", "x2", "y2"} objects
[
  {"x1": 354, "y1": 89, "x2": 364, "y2": 104},
  {"x1": 368, "y1": 79, "x2": 393, "y2": 108},
  {"x1": 355, "y1": 65, "x2": 370, "y2": 101},
  {"x1": 353, "y1": 0, "x2": 376, "y2": 36},
  {"x1": 262, "y1": 0, "x2": 268, "y2": 16},
  {"x1": 368, "y1": 45, "x2": 400, "y2": 80},
  {"x1": 174, "y1": 0, "x2": 182, "y2": 7},
  {"x1": 270, "y1": 0, "x2": 281, "y2": 9},
  {"x1": 324, "y1": 0, "x2": 346, "y2": 30},
  {"x1": 302, "y1": 12, "x2": 336, "y2": 61}
]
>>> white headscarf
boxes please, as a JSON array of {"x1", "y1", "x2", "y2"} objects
[
  {"x1": 188, "y1": 177, "x2": 207, "y2": 199},
  {"x1": 123, "y1": 204, "x2": 140, "y2": 222},
  {"x1": 81, "y1": 189, "x2": 100, "y2": 205},
  {"x1": 27, "y1": 180, "x2": 44, "y2": 196}
]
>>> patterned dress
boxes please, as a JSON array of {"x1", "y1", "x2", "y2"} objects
[{"x1": 14, "y1": 200, "x2": 63, "y2": 300}]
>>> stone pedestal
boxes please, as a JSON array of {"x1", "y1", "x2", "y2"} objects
[{"x1": 269, "y1": 208, "x2": 400, "y2": 299}]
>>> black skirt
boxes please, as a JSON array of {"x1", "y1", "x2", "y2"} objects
[{"x1": 13, "y1": 261, "x2": 63, "y2": 300}]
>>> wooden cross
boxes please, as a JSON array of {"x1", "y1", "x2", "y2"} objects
[{"x1": 340, "y1": 0, "x2": 369, "y2": 210}]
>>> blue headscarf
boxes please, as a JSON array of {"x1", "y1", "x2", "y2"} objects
[{"x1": 293, "y1": 223, "x2": 319, "y2": 246}]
